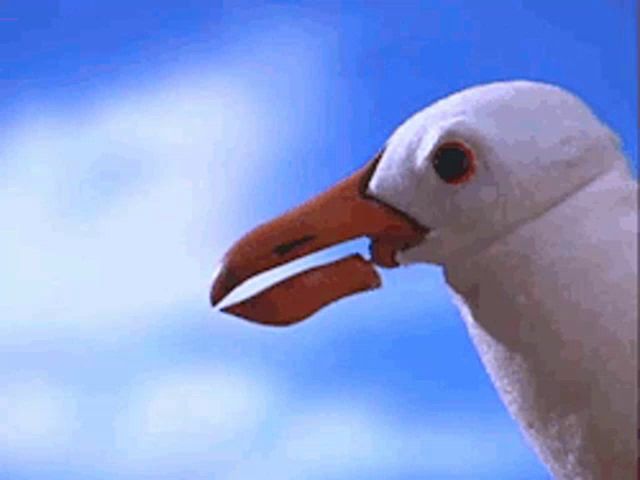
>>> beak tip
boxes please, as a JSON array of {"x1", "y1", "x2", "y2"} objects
[
  {"x1": 209, "y1": 290, "x2": 221, "y2": 308},
  {"x1": 210, "y1": 281, "x2": 231, "y2": 308},
  {"x1": 210, "y1": 262, "x2": 243, "y2": 308}
]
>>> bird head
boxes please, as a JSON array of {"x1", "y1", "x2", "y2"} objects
[
  {"x1": 210, "y1": 80, "x2": 621, "y2": 325},
  {"x1": 372, "y1": 80, "x2": 620, "y2": 265}
]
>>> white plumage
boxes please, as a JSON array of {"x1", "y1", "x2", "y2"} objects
[{"x1": 369, "y1": 80, "x2": 637, "y2": 479}]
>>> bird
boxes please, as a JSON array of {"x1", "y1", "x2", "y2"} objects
[{"x1": 210, "y1": 80, "x2": 638, "y2": 480}]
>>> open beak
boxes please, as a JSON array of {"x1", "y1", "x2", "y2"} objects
[{"x1": 210, "y1": 151, "x2": 428, "y2": 326}]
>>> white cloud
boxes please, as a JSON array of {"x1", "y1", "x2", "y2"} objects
[
  {"x1": 108, "y1": 368, "x2": 532, "y2": 479},
  {"x1": 0, "y1": 365, "x2": 535, "y2": 479},
  {"x1": 217, "y1": 395, "x2": 535, "y2": 480},
  {"x1": 0, "y1": 378, "x2": 78, "y2": 462},
  {"x1": 0, "y1": 74, "x2": 268, "y2": 334},
  {"x1": 113, "y1": 367, "x2": 275, "y2": 474},
  {"x1": 0, "y1": 26, "x2": 330, "y2": 343}
]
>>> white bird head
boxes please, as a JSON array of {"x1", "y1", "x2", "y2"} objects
[
  {"x1": 210, "y1": 80, "x2": 629, "y2": 325},
  {"x1": 370, "y1": 80, "x2": 622, "y2": 266}
]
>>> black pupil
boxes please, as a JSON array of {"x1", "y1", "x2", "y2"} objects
[{"x1": 433, "y1": 145, "x2": 470, "y2": 183}]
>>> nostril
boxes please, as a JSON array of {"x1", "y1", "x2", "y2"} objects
[{"x1": 272, "y1": 235, "x2": 316, "y2": 257}]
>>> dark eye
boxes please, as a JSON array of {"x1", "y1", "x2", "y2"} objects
[{"x1": 432, "y1": 142, "x2": 475, "y2": 184}]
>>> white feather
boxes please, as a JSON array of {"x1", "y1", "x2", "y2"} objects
[{"x1": 369, "y1": 80, "x2": 637, "y2": 479}]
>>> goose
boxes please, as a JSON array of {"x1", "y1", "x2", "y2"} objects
[{"x1": 210, "y1": 80, "x2": 638, "y2": 479}]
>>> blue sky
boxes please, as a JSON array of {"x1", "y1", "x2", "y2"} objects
[{"x1": 0, "y1": 1, "x2": 636, "y2": 479}]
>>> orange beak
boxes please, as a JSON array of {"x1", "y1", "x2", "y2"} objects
[{"x1": 210, "y1": 151, "x2": 428, "y2": 326}]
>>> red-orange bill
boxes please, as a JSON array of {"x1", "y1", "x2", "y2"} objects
[
  {"x1": 222, "y1": 254, "x2": 381, "y2": 326},
  {"x1": 211, "y1": 151, "x2": 428, "y2": 326}
]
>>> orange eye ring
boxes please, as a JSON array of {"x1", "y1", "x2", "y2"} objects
[{"x1": 432, "y1": 141, "x2": 476, "y2": 184}]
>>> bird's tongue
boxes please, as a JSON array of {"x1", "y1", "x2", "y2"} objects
[{"x1": 210, "y1": 154, "x2": 428, "y2": 326}]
